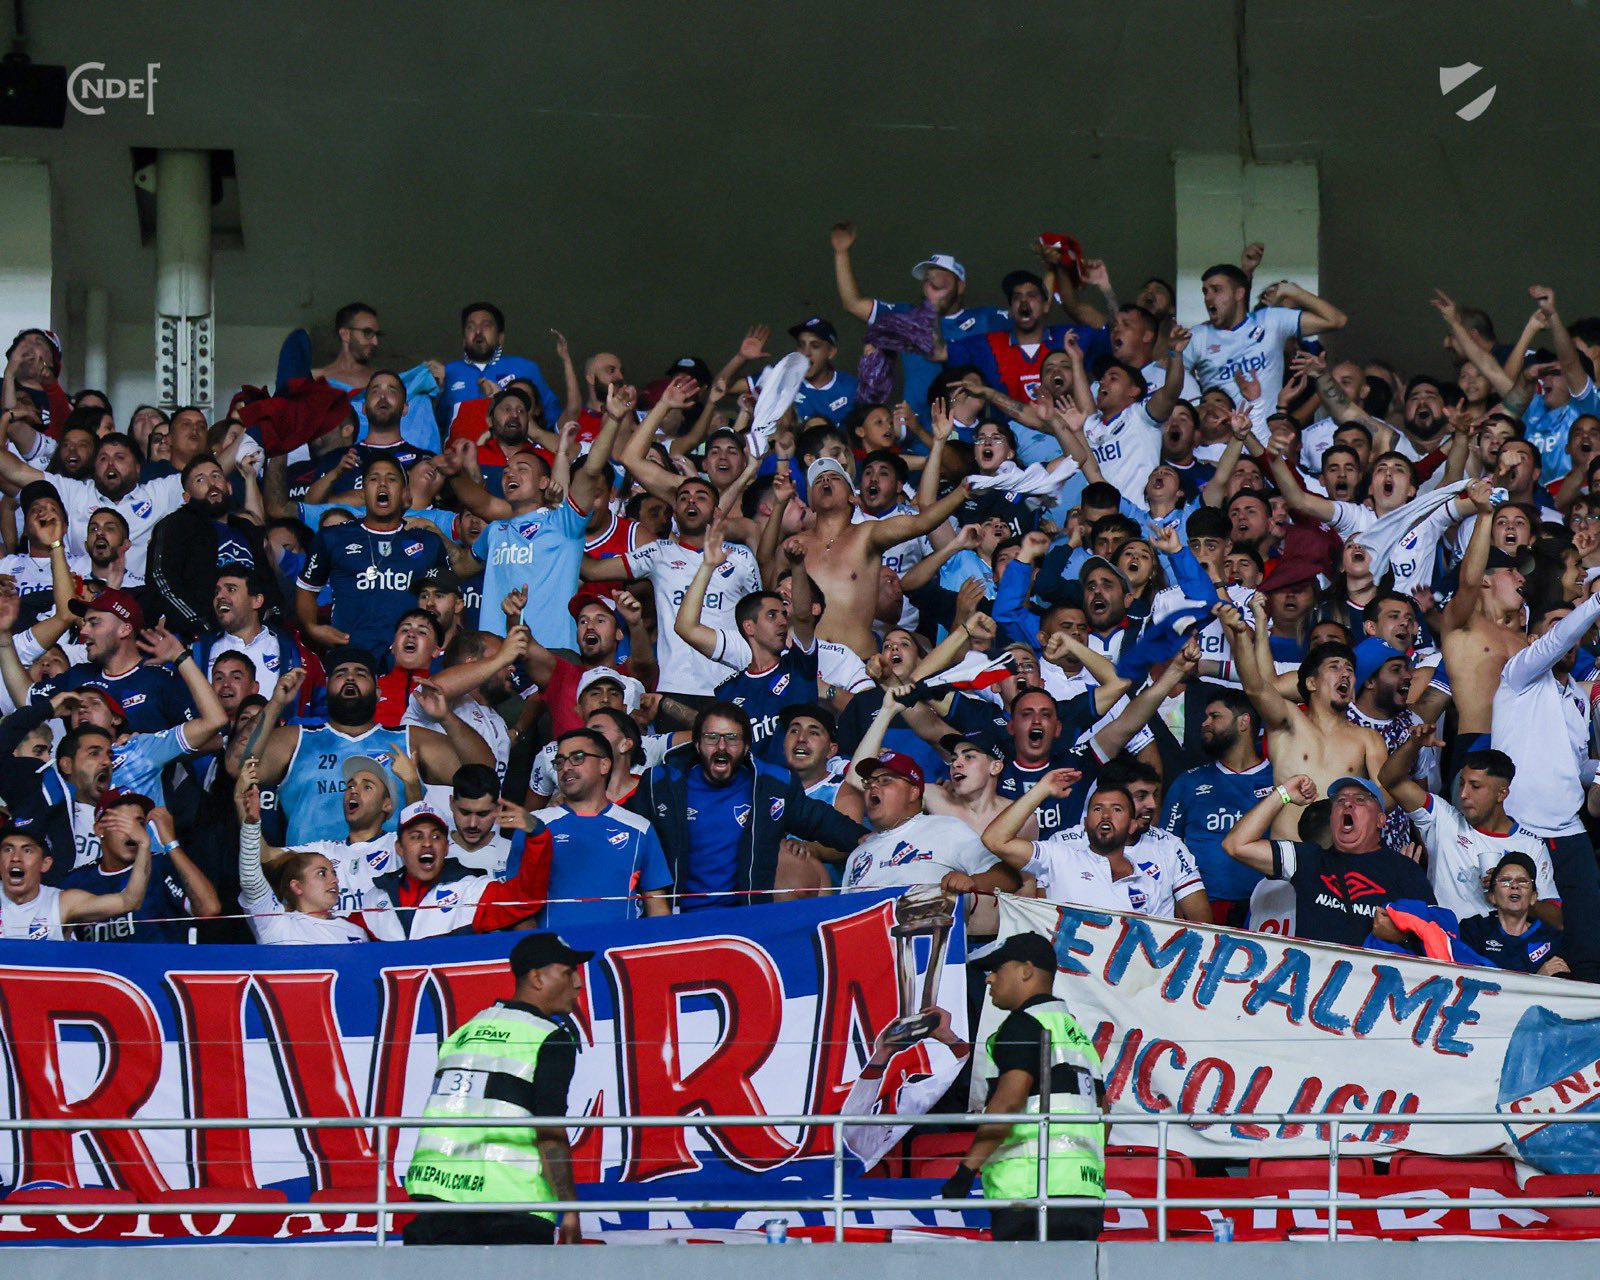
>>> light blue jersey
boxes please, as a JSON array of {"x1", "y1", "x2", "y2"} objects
[
  {"x1": 473, "y1": 498, "x2": 588, "y2": 646},
  {"x1": 110, "y1": 726, "x2": 194, "y2": 807},
  {"x1": 278, "y1": 723, "x2": 409, "y2": 844}
]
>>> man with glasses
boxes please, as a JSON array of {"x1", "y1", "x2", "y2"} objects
[
  {"x1": 314, "y1": 303, "x2": 445, "y2": 452},
  {"x1": 628, "y1": 701, "x2": 866, "y2": 911},
  {"x1": 532, "y1": 728, "x2": 670, "y2": 927}
]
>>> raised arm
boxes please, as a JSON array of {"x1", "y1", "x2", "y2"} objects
[
  {"x1": 568, "y1": 382, "x2": 629, "y2": 514},
  {"x1": 1430, "y1": 290, "x2": 1515, "y2": 397},
  {"x1": 60, "y1": 811, "x2": 153, "y2": 924},
  {"x1": 550, "y1": 329, "x2": 583, "y2": 420},
  {"x1": 1442, "y1": 480, "x2": 1496, "y2": 632},
  {"x1": 981, "y1": 769, "x2": 1081, "y2": 867},
  {"x1": 1222, "y1": 600, "x2": 1295, "y2": 733},
  {"x1": 1378, "y1": 720, "x2": 1434, "y2": 814},
  {"x1": 1259, "y1": 280, "x2": 1346, "y2": 338},
  {"x1": 674, "y1": 522, "x2": 730, "y2": 661},
  {"x1": 1093, "y1": 636, "x2": 1199, "y2": 757},
  {"x1": 0, "y1": 413, "x2": 47, "y2": 489},
  {"x1": 618, "y1": 376, "x2": 701, "y2": 502},
  {"x1": 1042, "y1": 632, "x2": 1132, "y2": 715},
  {"x1": 1531, "y1": 285, "x2": 1591, "y2": 398},
  {"x1": 1144, "y1": 325, "x2": 1190, "y2": 424},
  {"x1": 829, "y1": 223, "x2": 876, "y2": 323},
  {"x1": 1223, "y1": 773, "x2": 1317, "y2": 872}
]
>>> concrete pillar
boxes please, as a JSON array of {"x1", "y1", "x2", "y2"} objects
[
  {"x1": 83, "y1": 286, "x2": 109, "y2": 391},
  {"x1": 148, "y1": 150, "x2": 214, "y2": 413},
  {"x1": 0, "y1": 159, "x2": 54, "y2": 351},
  {"x1": 1173, "y1": 155, "x2": 1319, "y2": 325}
]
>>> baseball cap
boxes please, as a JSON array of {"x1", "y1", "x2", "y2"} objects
[
  {"x1": 68, "y1": 588, "x2": 145, "y2": 632},
  {"x1": 1329, "y1": 776, "x2": 1386, "y2": 808},
  {"x1": 1259, "y1": 555, "x2": 1323, "y2": 595},
  {"x1": 568, "y1": 586, "x2": 619, "y2": 621},
  {"x1": 789, "y1": 316, "x2": 839, "y2": 345},
  {"x1": 665, "y1": 355, "x2": 713, "y2": 384},
  {"x1": 806, "y1": 456, "x2": 853, "y2": 491},
  {"x1": 1486, "y1": 546, "x2": 1535, "y2": 574},
  {"x1": 342, "y1": 755, "x2": 403, "y2": 813},
  {"x1": 510, "y1": 931, "x2": 595, "y2": 977},
  {"x1": 82, "y1": 688, "x2": 127, "y2": 724},
  {"x1": 18, "y1": 479, "x2": 64, "y2": 518},
  {"x1": 911, "y1": 253, "x2": 967, "y2": 283},
  {"x1": 95, "y1": 789, "x2": 153, "y2": 819},
  {"x1": 397, "y1": 799, "x2": 449, "y2": 833},
  {"x1": 0, "y1": 815, "x2": 46, "y2": 850},
  {"x1": 941, "y1": 731, "x2": 1006, "y2": 761},
  {"x1": 1078, "y1": 555, "x2": 1132, "y2": 594},
  {"x1": 777, "y1": 702, "x2": 838, "y2": 740},
  {"x1": 323, "y1": 645, "x2": 378, "y2": 678},
  {"x1": 975, "y1": 931, "x2": 1059, "y2": 973},
  {"x1": 576, "y1": 665, "x2": 644, "y2": 712},
  {"x1": 491, "y1": 385, "x2": 534, "y2": 411},
  {"x1": 1353, "y1": 636, "x2": 1407, "y2": 690},
  {"x1": 414, "y1": 565, "x2": 462, "y2": 595},
  {"x1": 854, "y1": 750, "x2": 926, "y2": 788}
]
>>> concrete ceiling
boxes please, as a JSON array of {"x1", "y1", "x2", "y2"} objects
[{"x1": 4, "y1": 1, "x2": 1596, "y2": 386}]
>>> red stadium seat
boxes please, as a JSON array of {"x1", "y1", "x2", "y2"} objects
[
  {"x1": 903, "y1": 1130, "x2": 975, "y2": 1179},
  {"x1": 1521, "y1": 1176, "x2": 1600, "y2": 1231},
  {"x1": 1246, "y1": 1156, "x2": 1374, "y2": 1180},
  {"x1": 1107, "y1": 1145, "x2": 1195, "y2": 1184},
  {"x1": 1387, "y1": 1153, "x2": 1517, "y2": 1182},
  {"x1": 0, "y1": 1187, "x2": 139, "y2": 1241}
]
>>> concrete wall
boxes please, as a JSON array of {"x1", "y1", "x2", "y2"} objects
[{"x1": 11, "y1": 1241, "x2": 1595, "y2": 1280}]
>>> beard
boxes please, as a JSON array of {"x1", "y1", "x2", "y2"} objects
[
  {"x1": 195, "y1": 493, "x2": 230, "y2": 518},
  {"x1": 327, "y1": 687, "x2": 379, "y2": 726},
  {"x1": 367, "y1": 403, "x2": 401, "y2": 431},
  {"x1": 1200, "y1": 727, "x2": 1236, "y2": 759}
]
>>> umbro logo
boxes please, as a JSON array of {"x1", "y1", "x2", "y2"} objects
[{"x1": 1320, "y1": 871, "x2": 1389, "y2": 899}]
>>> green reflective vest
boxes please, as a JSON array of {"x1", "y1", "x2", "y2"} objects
[
  {"x1": 981, "y1": 998, "x2": 1105, "y2": 1203},
  {"x1": 406, "y1": 1003, "x2": 562, "y2": 1220}
]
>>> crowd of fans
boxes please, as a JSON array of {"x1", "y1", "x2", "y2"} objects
[{"x1": 0, "y1": 227, "x2": 1595, "y2": 984}]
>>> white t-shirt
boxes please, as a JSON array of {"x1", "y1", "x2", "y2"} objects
[
  {"x1": 819, "y1": 640, "x2": 873, "y2": 697},
  {"x1": 1083, "y1": 399, "x2": 1161, "y2": 498},
  {"x1": 55, "y1": 474, "x2": 185, "y2": 579},
  {"x1": 449, "y1": 832, "x2": 513, "y2": 878},
  {"x1": 0, "y1": 885, "x2": 65, "y2": 940},
  {"x1": 240, "y1": 880, "x2": 370, "y2": 944},
  {"x1": 1327, "y1": 498, "x2": 1459, "y2": 597},
  {"x1": 625, "y1": 538, "x2": 763, "y2": 695},
  {"x1": 0, "y1": 549, "x2": 93, "y2": 606},
  {"x1": 842, "y1": 812, "x2": 997, "y2": 890},
  {"x1": 1183, "y1": 306, "x2": 1303, "y2": 408},
  {"x1": 1408, "y1": 794, "x2": 1558, "y2": 922},
  {"x1": 206, "y1": 626, "x2": 295, "y2": 699},
  {"x1": 1024, "y1": 825, "x2": 1203, "y2": 917},
  {"x1": 402, "y1": 694, "x2": 511, "y2": 782}
]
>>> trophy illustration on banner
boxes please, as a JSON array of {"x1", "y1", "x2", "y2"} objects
[{"x1": 886, "y1": 885, "x2": 956, "y2": 1041}]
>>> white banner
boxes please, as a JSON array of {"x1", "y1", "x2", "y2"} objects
[{"x1": 975, "y1": 896, "x2": 1600, "y2": 1173}]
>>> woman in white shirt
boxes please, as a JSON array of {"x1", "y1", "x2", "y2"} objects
[{"x1": 234, "y1": 759, "x2": 369, "y2": 944}]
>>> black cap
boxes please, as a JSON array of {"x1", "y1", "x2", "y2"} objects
[
  {"x1": 975, "y1": 932, "x2": 1059, "y2": 973},
  {"x1": 0, "y1": 814, "x2": 47, "y2": 850},
  {"x1": 18, "y1": 479, "x2": 64, "y2": 518},
  {"x1": 788, "y1": 316, "x2": 838, "y2": 345},
  {"x1": 941, "y1": 731, "x2": 1006, "y2": 761},
  {"x1": 665, "y1": 355, "x2": 713, "y2": 383},
  {"x1": 777, "y1": 702, "x2": 838, "y2": 740},
  {"x1": 510, "y1": 932, "x2": 595, "y2": 977},
  {"x1": 1486, "y1": 546, "x2": 1534, "y2": 574},
  {"x1": 322, "y1": 644, "x2": 378, "y2": 677},
  {"x1": 415, "y1": 565, "x2": 463, "y2": 595},
  {"x1": 492, "y1": 385, "x2": 534, "y2": 410}
]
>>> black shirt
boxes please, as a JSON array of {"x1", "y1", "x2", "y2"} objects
[
  {"x1": 1459, "y1": 913, "x2": 1564, "y2": 975},
  {"x1": 1269, "y1": 840, "x2": 1435, "y2": 948}
]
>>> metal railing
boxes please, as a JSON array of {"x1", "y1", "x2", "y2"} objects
[{"x1": 2, "y1": 1110, "x2": 1598, "y2": 1245}]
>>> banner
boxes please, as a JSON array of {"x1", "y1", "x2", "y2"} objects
[
  {"x1": 0, "y1": 890, "x2": 967, "y2": 1243},
  {"x1": 979, "y1": 896, "x2": 1600, "y2": 1171}
]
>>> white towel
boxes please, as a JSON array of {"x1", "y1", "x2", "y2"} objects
[
  {"x1": 748, "y1": 352, "x2": 808, "y2": 456},
  {"x1": 1353, "y1": 479, "x2": 1468, "y2": 576}
]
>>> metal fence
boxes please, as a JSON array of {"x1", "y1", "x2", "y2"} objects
[{"x1": 2, "y1": 1110, "x2": 1597, "y2": 1244}]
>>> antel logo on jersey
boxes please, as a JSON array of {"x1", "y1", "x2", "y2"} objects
[
  {"x1": 489, "y1": 543, "x2": 542, "y2": 567},
  {"x1": 357, "y1": 568, "x2": 419, "y2": 591}
]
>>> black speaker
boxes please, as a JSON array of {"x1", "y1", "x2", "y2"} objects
[{"x1": 0, "y1": 54, "x2": 67, "y2": 129}]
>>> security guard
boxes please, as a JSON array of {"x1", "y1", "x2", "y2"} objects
[
  {"x1": 941, "y1": 932, "x2": 1105, "y2": 1241},
  {"x1": 404, "y1": 932, "x2": 592, "y2": 1245}
]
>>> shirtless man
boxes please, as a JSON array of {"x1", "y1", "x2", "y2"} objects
[
  {"x1": 1441, "y1": 481, "x2": 1529, "y2": 751},
  {"x1": 1223, "y1": 597, "x2": 1388, "y2": 837},
  {"x1": 924, "y1": 735, "x2": 1037, "y2": 840},
  {"x1": 785, "y1": 407, "x2": 969, "y2": 657}
]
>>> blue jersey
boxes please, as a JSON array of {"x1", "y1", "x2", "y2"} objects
[
  {"x1": 997, "y1": 746, "x2": 1101, "y2": 836},
  {"x1": 872, "y1": 302, "x2": 1010, "y2": 418},
  {"x1": 298, "y1": 520, "x2": 450, "y2": 656},
  {"x1": 716, "y1": 644, "x2": 819, "y2": 763},
  {"x1": 1459, "y1": 913, "x2": 1564, "y2": 975},
  {"x1": 33, "y1": 662, "x2": 196, "y2": 734},
  {"x1": 473, "y1": 498, "x2": 588, "y2": 646},
  {"x1": 110, "y1": 725, "x2": 193, "y2": 808},
  {"x1": 300, "y1": 502, "x2": 456, "y2": 542},
  {"x1": 792, "y1": 370, "x2": 860, "y2": 426},
  {"x1": 278, "y1": 723, "x2": 409, "y2": 844},
  {"x1": 1161, "y1": 759, "x2": 1274, "y2": 903},
  {"x1": 534, "y1": 803, "x2": 671, "y2": 928},
  {"x1": 61, "y1": 847, "x2": 189, "y2": 943},
  {"x1": 440, "y1": 353, "x2": 561, "y2": 428},
  {"x1": 298, "y1": 440, "x2": 428, "y2": 496}
]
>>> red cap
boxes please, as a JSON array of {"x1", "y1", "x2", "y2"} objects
[
  {"x1": 69, "y1": 588, "x2": 145, "y2": 632},
  {"x1": 854, "y1": 750, "x2": 926, "y2": 788},
  {"x1": 96, "y1": 790, "x2": 154, "y2": 819},
  {"x1": 85, "y1": 688, "x2": 127, "y2": 723},
  {"x1": 568, "y1": 584, "x2": 619, "y2": 621}
]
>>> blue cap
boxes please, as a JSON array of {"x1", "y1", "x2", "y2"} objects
[
  {"x1": 1353, "y1": 636, "x2": 1407, "y2": 691},
  {"x1": 1330, "y1": 776, "x2": 1386, "y2": 808}
]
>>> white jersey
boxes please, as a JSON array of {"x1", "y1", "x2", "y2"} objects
[
  {"x1": 859, "y1": 502, "x2": 932, "y2": 581},
  {"x1": 819, "y1": 640, "x2": 873, "y2": 698},
  {"x1": 1151, "y1": 582, "x2": 1257, "y2": 686},
  {"x1": 0, "y1": 549, "x2": 93, "y2": 607},
  {"x1": 531, "y1": 732, "x2": 673, "y2": 799},
  {"x1": 1083, "y1": 399, "x2": 1162, "y2": 498},
  {"x1": 1327, "y1": 499, "x2": 1458, "y2": 596},
  {"x1": 403, "y1": 694, "x2": 511, "y2": 783},
  {"x1": 241, "y1": 882, "x2": 371, "y2": 945},
  {"x1": 624, "y1": 538, "x2": 762, "y2": 695},
  {"x1": 0, "y1": 885, "x2": 66, "y2": 940},
  {"x1": 1183, "y1": 306, "x2": 1303, "y2": 407},
  {"x1": 1024, "y1": 825, "x2": 1203, "y2": 918},
  {"x1": 55, "y1": 474, "x2": 185, "y2": 579},
  {"x1": 1298, "y1": 416, "x2": 1340, "y2": 472},
  {"x1": 205, "y1": 627, "x2": 295, "y2": 699},
  {"x1": 448, "y1": 833, "x2": 513, "y2": 878},
  {"x1": 298, "y1": 835, "x2": 398, "y2": 917},
  {"x1": 842, "y1": 812, "x2": 998, "y2": 890},
  {"x1": 1408, "y1": 794, "x2": 1557, "y2": 922}
]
